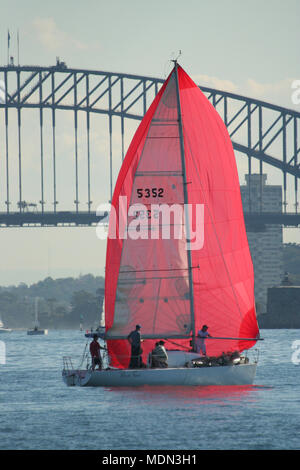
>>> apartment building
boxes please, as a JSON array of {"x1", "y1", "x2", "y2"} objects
[{"x1": 240, "y1": 174, "x2": 283, "y2": 313}]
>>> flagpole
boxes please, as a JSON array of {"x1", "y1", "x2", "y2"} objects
[
  {"x1": 17, "y1": 30, "x2": 20, "y2": 66},
  {"x1": 7, "y1": 30, "x2": 10, "y2": 65}
]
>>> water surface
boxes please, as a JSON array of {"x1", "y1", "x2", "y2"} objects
[{"x1": 0, "y1": 329, "x2": 299, "y2": 450}]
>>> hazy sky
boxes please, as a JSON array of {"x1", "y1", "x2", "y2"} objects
[{"x1": 0, "y1": 0, "x2": 299, "y2": 286}]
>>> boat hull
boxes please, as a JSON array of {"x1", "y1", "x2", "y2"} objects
[
  {"x1": 27, "y1": 329, "x2": 48, "y2": 335},
  {"x1": 84, "y1": 327, "x2": 105, "y2": 339},
  {"x1": 62, "y1": 363, "x2": 257, "y2": 387}
]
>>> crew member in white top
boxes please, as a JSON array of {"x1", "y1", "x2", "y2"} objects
[{"x1": 195, "y1": 325, "x2": 211, "y2": 356}]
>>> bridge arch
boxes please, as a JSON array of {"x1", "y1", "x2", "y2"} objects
[{"x1": 0, "y1": 65, "x2": 299, "y2": 226}]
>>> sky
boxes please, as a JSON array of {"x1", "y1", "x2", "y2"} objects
[{"x1": 0, "y1": 0, "x2": 299, "y2": 286}]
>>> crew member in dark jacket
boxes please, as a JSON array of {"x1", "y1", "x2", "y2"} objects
[{"x1": 127, "y1": 324, "x2": 142, "y2": 369}]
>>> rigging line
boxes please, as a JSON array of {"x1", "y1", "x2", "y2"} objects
[
  {"x1": 152, "y1": 278, "x2": 162, "y2": 333},
  {"x1": 174, "y1": 62, "x2": 196, "y2": 343},
  {"x1": 207, "y1": 336, "x2": 263, "y2": 341},
  {"x1": 123, "y1": 295, "x2": 188, "y2": 308},
  {"x1": 119, "y1": 266, "x2": 199, "y2": 274},
  {"x1": 135, "y1": 171, "x2": 183, "y2": 175},
  {"x1": 118, "y1": 275, "x2": 188, "y2": 283},
  {"x1": 119, "y1": 275, "x2": 189, "y2": 282},
  {"x1": 147, "y1": 136, "x2": 179, "y2": 139},
  {"x1": 183, "y1": 123, "x2": 245, "y2": 321},
  {"x1": 78, "y1": 340, "x2": 89, "y2": 369},
  {"x1": 163, "y1": 338, "x2": 191, "y2": 350},
  {"x1": 153, "y1": 297, "x2": 189, "y2": 324}
]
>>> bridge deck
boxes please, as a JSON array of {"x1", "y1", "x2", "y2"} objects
[{"x1": 0, "y1": 211, "x2": 299, "y2": 228}]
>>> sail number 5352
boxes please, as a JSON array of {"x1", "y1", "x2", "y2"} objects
[{"x1": 136, "y1": 187, "x2": 164, "y2": 198}]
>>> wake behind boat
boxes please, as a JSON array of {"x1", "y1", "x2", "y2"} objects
[{"x1": 62, "y1": 61, "x2": 261, "y2": 387}]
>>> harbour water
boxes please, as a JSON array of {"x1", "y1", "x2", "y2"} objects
[{"x1": 0, "y1": 329, "x2": 300, "y2": 450}]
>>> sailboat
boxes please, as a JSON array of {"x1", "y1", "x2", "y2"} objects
[
  {"x1": 0, "y1": 317, "x2": 12, "y2": 333},
  {"x1": 62, "y1": 62, "x2": 261, "y2": 387},
  {"x1": 84, "y1": 305, "x2": 106, "y2": 338},
  {"x1": 27, "y1": 297, "x2": 48, "y2": 335}
]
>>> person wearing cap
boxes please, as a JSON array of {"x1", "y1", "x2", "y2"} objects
[
  {"x1": 127, "y1": 324, "x2": 143, "y2": 369},
  {"x1": 90, "y1": 334, "x2": 106, "y2": 370},
  {"x1": 195, "y1": 325, "x2": 211, "y2": 356},
  {"x1": 151, "y1": 340, "x2": 168, "y2": 368}
]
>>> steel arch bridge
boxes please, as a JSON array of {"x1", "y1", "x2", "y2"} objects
[{"x1": 0, "y1": 63, "x2": 300, "y2": 228}]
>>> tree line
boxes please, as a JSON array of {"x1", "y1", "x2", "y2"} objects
[
  {"x1": 0, "y1": 243, "x2": 299, "y2": 329},
  {"x1": 0, "y1": 274, "x2": 104, "y2": 330}
]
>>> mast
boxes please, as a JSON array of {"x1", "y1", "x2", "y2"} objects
[
  {"x1": 173, "y1": 61, "x2": 196, "y2": 346},
  {"x1": 34, "y1": 297, "x2": 39, "y2": 328}
]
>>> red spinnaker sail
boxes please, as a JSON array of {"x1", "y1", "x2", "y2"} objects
[{"x1": 105, "y1": 65, "x2": 259, "y2": 368}]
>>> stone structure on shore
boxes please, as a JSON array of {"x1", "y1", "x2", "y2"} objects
[
  {"x1": 258, "y1": 273, "x2": 300, "y2": 328},
  {"x1": 240, "y1": 173, "x2": 283, "y2": 314}
]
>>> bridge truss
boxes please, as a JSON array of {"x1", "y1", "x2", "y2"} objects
[{"x1": 0, "y1": 64, "x2": 299, "y2": 227}]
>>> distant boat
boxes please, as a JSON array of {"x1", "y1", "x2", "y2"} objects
[
  {"x1": 84, "y1": 305, "x2": 105, "y2": 338},
  {"x1": 27, "y1": 326, "x2": 48, "y2": 336},
  {"x1": 0, "y1": 317, "x2": 12, "y2": 333},
  {"x1": 84, "y1": 326, "x2": 105, "y2": 339},
  {"x1": 27, "y1": 298, "x2": 48, "y2": 336}
]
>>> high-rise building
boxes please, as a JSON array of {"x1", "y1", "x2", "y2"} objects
[{"x1": 240, "y1": 174, "x2": 283, "y2": 313}]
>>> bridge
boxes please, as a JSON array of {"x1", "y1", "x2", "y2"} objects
[{"x1": 0, "y1": 62, "x2": 300, "y2": 228}]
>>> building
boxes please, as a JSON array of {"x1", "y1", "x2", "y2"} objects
[
  {"x1": 240, "y1": 174, "x2": 283, "y2": 313},
  {"x1": 259, "y1": 285, "x2": 300, "y2": 328}
]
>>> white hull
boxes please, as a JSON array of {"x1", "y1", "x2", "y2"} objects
[
  {"x1": 0, "y1": 328, "x2": 12, "y2": 333},
  {"x1": 62, "y1": 363, "x2": 257, "y2": 387},
  {"x1": 27, "y1": 329, "x2": 48, "y2": 335}
]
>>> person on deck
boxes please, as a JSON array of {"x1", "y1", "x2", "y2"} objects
[
  {"x1": 127, "y1": 324, "x2": 143, "y2": 369},
  {"x1": 195, "y1": 325, "x2": 212, "y2": 356},
  {"x1": 151, "y1": 340, "x2": 168, "y2": 368},
  {"x1": 90, "y1": 334, "x2": 105, "y2": 370}
]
